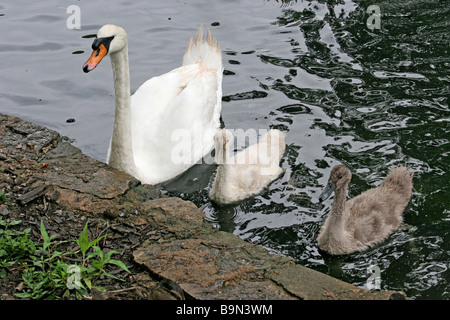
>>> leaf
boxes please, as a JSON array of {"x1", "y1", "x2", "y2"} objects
[
  {"x1": 15, "y1": 292, "x2": 32, "y2": 299},
  {"x1": 9, "y1": 220, "x2": 22, "y2": 226},
  {"x1": 93, "y1": 285, "x2": 106, "y2": 292},
  {"x1": 72, "y1": 279, "x2": 85, "y2": 290},
  {"x1": 62, "y1": 289, "x2": 70, "y2": 299},
  {"x1": 105, "y1": 250, "x2": 119, "y2": 261},
  {"x1": 92, "y1": 259, "x2": 103, "y2": 270},
  {"x1": 40, "y1": 219, "x2": 50, "y2": 251},
  {"x1": 93, "y1": 246, "x2": 104, "y2": 260},
  {"x1": 77, "y1": 221, "x2": 90, "y2": 256},
  {"x1": 39, "y1": 219, "x2": 58, "y2": 252},
  {"x1": 88, "y1": 233, "x2": 111, "y2": 250},
  {"x1": 106, "y1": 259, "x2": 131, "y2": 273},
  {"x1": 0, "y1": 190, "x2": 7, "y2": 201},
  {"x1": 84, "y1": 278, "x2": 92, "y2": 290},
  {"x1": 85, "y1": 252, "x2": 98, "y2": 261},
  {"x1": 101, "y1": 270, "x2": 124, "y2": 281},
  {"x1": 76, "y1": 222, "x2": 110, "y2": 259},
  {"x1": 51, "y1": 251, "x2": 63, "y2": 260}
]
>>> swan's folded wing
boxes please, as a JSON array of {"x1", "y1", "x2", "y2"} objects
[
  {"x1": 130, "y1": 63, "x2": 221, "y2": 183},
  {"x1": 159, "y1": 67, "x2": 222, "y2": 164},
  {"x1": 131, "y1": 63, "x2": 206, "y2": 117}
]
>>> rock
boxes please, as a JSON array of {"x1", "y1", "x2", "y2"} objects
[
  {"x1": 133, "y1": 218, "x2": 400, "y2": 300},
  {"x1": 17, "y1": 185, "x2": 47, "y2": 205}
]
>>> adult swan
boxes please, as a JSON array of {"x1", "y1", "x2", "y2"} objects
[{"x1": 83, "y1": 24, "x2": 223, "y2": 185}]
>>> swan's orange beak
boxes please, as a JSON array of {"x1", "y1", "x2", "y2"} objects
[{"x1": 83, "y1": 44, "x2": 108, "y2": 73}]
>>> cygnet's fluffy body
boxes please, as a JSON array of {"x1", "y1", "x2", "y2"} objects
[
  {"x1": 209, "y1": 129, "x2": 286, "y2": 204},
  {"x1": 317, "y1": 164, "x2": 413, "y2": 255}
]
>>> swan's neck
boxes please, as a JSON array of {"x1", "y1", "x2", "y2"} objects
[
  {"x1": 327, "y1": 184, "x2": 348, "y2": 237},
  {"x1": 212, "y1": 137, "x2": 232, "y2": 187},
  {"x1": 108, "y1": 45, "x2": 138, "y2": 177}
]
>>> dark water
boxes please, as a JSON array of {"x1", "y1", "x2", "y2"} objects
[{"x1": 0, "y1": 0, "x2": 448, "y2": 299}]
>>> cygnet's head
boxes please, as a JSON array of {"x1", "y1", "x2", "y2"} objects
[
  {"x1": 319, "y1": 164, "x2": 352, "y2": 202},
  {"x1": 83, "y1": 24, "x2": 128, "y2": 73}
]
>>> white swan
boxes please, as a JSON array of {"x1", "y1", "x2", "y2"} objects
[
  {"x1": 83, "y1": 24, "x2": 223, "y2": 185},
  {"x1": 209, "y1": 128, "x2": 286, "y2": 204},
  {"x1": 317, "y1": 164, "x2": 413, "y2": 255}
]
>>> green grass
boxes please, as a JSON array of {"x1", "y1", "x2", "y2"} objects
[
  {"x1": 0, "y1": 218, "x2": 36, "y2": 278},
  {"x1": 0, "y1": 216, "x2": 130, "y2": 299},
  {"x1": 0, "y1": 190, "x2": 7, "y2": 202}
]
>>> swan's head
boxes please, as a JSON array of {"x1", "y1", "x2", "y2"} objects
[
  {"x1": 83, "y1": 24, "x2": 128, "y2": 73},
  {"x1": 319, "y1": 164, "x2": 352, "y2": 202}
]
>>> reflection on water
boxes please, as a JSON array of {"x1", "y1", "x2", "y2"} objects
[{"x1": 0, "y1": 0, "x2": 448, "y2": 299}]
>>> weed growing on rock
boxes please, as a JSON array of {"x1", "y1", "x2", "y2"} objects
[{"x1": 0, "y1": 217, "x2": 130, "y2": 299}]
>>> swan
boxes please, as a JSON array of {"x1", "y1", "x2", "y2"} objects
[
  {"x1": 82, "y1": 24, "x2": 223, "y2": 185},
  {"x1": 317, "y1": 164, "x2": 413, "y2": 255},
  {"x1": 209, "y1": 128, "x2": 286, "y2": 204}
]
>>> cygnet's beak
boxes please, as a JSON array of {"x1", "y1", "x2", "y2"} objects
[{"x1": 319, "y1": 180, "x2": 336, "y2": 202}]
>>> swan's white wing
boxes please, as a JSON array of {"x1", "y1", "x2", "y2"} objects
[
  {"x1": 131, "y1": 63, "x2": 204, "y2": 124},
  {"x1": 130, "y1": 63, "x2": 221, "y2": 184},
  {"x1": 165, "y1": 68, "x2": 221, "y2": 163}
]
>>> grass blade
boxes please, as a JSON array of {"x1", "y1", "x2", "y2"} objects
[
  {"x1": 77, "y1": 221, "x2": 89, "y2": 256},
  {"x1": 40, "y1": 219, "x2": 50, "y2": 251},
  {"x1": 107, "y1": 259, "x2": 131, "y2": 273}
]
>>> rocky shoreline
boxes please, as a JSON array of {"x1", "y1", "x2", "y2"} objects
[{"x1": 0, "y1": 112, "x2": 406, "y2": 300}]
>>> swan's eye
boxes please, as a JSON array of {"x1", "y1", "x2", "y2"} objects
[
  {"x1": 91, "y1": 38, "x2": 100, "y2": 51},
  {"x1": 91, "y1": 36, "x2": 115, "y2": 52}
]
